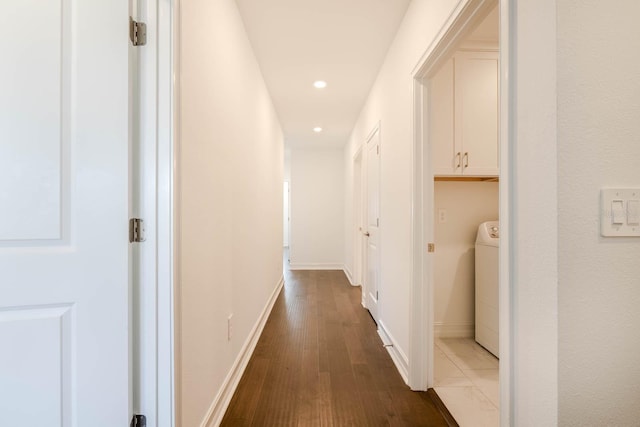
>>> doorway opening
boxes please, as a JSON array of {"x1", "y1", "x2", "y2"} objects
[
  {"x1": 432, "y1": 6, "x2": 500, "y2": 425},
  {"x1": 410, "y1": 0, "x2": 511, "y2": 425}
]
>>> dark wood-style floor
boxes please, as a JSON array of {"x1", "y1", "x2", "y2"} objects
[{"x1": 220, "y1": 267, "x2": 452, "y2": 426}]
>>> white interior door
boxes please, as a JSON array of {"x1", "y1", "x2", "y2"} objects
[
  {"x1": 366, "y1": 127, "x2": 381, "y2": 323},
  {"x1": 0, "y1": 0, "x2": 131, "y2": 425}
]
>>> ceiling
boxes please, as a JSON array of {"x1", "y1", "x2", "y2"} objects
[{"x1": 235, "y1": 0, "x2": 411, "y2": 149}]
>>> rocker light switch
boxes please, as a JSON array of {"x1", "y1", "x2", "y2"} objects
[
  {"x1": 601, "y1": 189, "x2": 640, "y2": 237},
  {"x1": 628, "y1": 200, "x2": 640, "y2": 225},
  {"x1": 611, "y1": 200, "x2": 625, "y2": 224}
]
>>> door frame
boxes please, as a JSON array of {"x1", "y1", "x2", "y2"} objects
[
  {"x1": 352, "y1": 147, "x2": 364, "y2": 288},
  {"x1": 137, "y1": 0, "x2": 176, "y2": 425},
  {"x1": 409, "y1": 0, "x2": 512, "y2": 424}
]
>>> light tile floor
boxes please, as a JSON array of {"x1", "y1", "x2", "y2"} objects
[{"x1": 434, "y1": 337, "x2": 499, "y2": 427}]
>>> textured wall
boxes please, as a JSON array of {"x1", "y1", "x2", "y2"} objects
[
  {"x1": 343, "y1": 0, "x2": 460, "y2": 364},
  {"x1": 557, "y1": 0, "x2": 640, "y2": 425}
]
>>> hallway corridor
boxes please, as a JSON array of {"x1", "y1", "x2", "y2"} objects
[{"x1": 221, "y1": 267, "x2": 451, "y2": 426}]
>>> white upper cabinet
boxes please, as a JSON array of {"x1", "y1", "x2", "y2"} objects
[
  {"x1": 431, "y1": 57, "x2": 456, "y2": 175},
  {"x1": 431, "y1": 51, "x2": 499, "y2": 176}
]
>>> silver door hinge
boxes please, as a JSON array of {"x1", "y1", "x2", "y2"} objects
[
  {"x1": 376, "y1": 291, "x2": 379, "y2": 300},
  {"x1": 130, "y1": 415, "x2": 147, "y2": 427},
  {"x1": 129, "y1": 218, "x2": 146, "y2": 243},
  {"x1": 130, "y1": 17, "x2": 147, "y2": 46}
]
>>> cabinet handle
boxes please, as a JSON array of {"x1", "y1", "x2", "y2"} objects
[
  {"x1": 455, "y1": 152, "x2": 461, "y2": 169},
  {"x1": 464, "y1": 152, "x2": 469, "y2": 168}
]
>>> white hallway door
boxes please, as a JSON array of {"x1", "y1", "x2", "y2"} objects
[
  {"x1": 0, "y1": 0, "x2": 131, "y2": 425},
  {"x1": 366, "y1": 127, "x2": 381, "y2": 323}
]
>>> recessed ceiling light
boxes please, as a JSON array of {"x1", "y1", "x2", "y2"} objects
[
  {"x1": 313, "y1": 80, "x2": 327, "y2": 89},
  {"x1": 313, "y1": 127, "x2": 323, "y2": 133}
]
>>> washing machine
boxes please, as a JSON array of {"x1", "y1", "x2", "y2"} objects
[{"x1": 475, "y1": 221, "x2": 499, "y2": 358}]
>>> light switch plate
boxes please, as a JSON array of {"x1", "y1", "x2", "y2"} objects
[{"x1": 601, "y1": 188, "x2": 640, "y2": 237}]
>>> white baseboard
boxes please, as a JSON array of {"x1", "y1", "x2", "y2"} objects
[
  {"x1": 378, "y1": 321, "x2": 409, "y2": 385},
  {"x1": 434, "y1": 322, "x2": 474, "y2": 338},
  {"x1": 200, "y1": 275, "x2": 285, "y2": 427},
  {"x1": 343, "y1": 266, "x2": 359, "y2": 286},
  {"x1": 288, "y1": 262, "x2": 343, "y2": 270}
]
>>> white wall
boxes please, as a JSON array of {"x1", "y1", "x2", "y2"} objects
[
  {"x1": 284, "y1": 149, "x2": 291, "y2": 247},
  {"x1": 492, "y1": 0, "x2": 640, "y2": 424},
  {"x1": 344, "y1": 0, "x2": 461, "y2": 369},
  {"x1": 557, "y1": 0, "x2": 640, "y2": 424},
  {"x1": 342, "y1": 0, "x2": 560, "y2": 424},
  {"x1": 434, "y1": 181, "x2": 499, "y2": 337},
  {"x1": 284, "y1": 148, "x2": 291, "y2": 181},
  {"x1": 178, "y1": 1, "x2": 283, "y2": 425},
  {"x1": 290, "y1": 148, "x2": 344, "y2": 269},
  {"x1": 283, "y1": 182, "x2": 289, "y2": 247}
]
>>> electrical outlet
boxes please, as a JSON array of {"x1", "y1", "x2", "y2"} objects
[
  {"x1": 227, "y1": 314, "x2": 233, "y2": 341},
  {"x1": 438, "y1": 208, "x2": 447, "y2": 223}
]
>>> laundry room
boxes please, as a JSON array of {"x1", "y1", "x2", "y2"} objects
[{"x1": 433, "y1": 179, "x2": 498, "y2": 340}]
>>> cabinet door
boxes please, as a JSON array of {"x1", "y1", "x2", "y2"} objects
[
  {"x1": 455, "y1": 51, "x2": 499, "y2": 176},
  {"x1": 430, "y1": 57, "x2": 458, "y2": 175}
]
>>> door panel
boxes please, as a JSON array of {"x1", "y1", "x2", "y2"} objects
[
  {"x1": 0, "y1": 0, "x2": 130, "y2": 425},
  {"x1": 430, "y1": 57, "x2": 456, "y2": 176},
  {"x1": 366, "y1": 128, "x2": 381, "y2": 323},
  {"x1": 455, "y1": 51, "x2": 499, "y2": 175},
  {"x1": 0, "y1": 305, "x2": 73, "y2": 425},
  {"x1": 0, "y1": 0, "x2": 67, "y2": 241}
]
